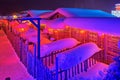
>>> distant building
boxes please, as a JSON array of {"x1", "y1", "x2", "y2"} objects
[{"x1": 111, "y1": 3, "x2": 120, "y2": 17}]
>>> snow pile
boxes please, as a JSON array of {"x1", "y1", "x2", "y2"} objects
[
  {"x1": 57, "y1": 42, "x2": 101, "y2": 70},
  {"x1": 40, "y1": 38, "x2": 79, "y2": 57}
]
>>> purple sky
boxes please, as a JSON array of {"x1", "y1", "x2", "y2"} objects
[{"x1": 0, "y1": 0, "x2": 119, "y2": 15}]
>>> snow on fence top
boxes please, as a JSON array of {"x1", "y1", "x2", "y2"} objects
[
  {"x1": 64, "y1": 17, "x2": 120, "y2": 36},
  {"x1": 40, "y1": 38, "x2": 80, "y2": 57},
  {"x1": 57, "y1": 42, "x2": 101, "y2": 70},
  {"x1": 41, "y1": 8, "x2": 115, "y2": 18}
]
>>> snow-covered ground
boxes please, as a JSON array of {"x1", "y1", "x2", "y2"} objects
[
  {"x1": 69, "y1": 62, "x2": 108, "y2": 80},
  {"x1": 0, "y1": 30, "x2": 35, "y2": 80}
]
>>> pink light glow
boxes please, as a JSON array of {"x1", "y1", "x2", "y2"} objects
[
  {"x1": 80, "y1": 30, "x2": 85, "y2": 34},
  {"x1": 14, "y1": 24, "x2": 29, "y2": 32}
]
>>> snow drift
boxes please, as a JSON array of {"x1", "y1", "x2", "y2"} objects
[{"x1": 57, "y1": 42, "x2": 101, "y2": 70}]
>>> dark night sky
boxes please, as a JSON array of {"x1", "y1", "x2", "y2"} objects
[{"x1": 0, "y1": 0, "x2": 120, "y2": 15}]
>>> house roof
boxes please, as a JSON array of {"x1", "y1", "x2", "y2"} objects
[
  {"x1": 41, "y1": 8, "x2": 115, "y2": 18},
  {"x1": 64, "y1": 17, "x2": 120, "y2": 36},
  {"x1": 27, "y1": 10, "x2": 53, "y2": 17},
  {"x1": 46, "y1": 18, "x2": 65, "y2": 29}
]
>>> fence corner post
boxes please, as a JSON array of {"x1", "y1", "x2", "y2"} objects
[{"x1": 56, "y1": 57, "x2": 58, "y2": 80}]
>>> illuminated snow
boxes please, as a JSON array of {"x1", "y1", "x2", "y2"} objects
[
  {"x1": 40, "y1": 38, "x2": 79, "y2": 57},
  {"x1": 64, "y1": 17, "x2": 120, "y2": 36},
  {"x1": 57, "y1": 42, "x2": 101, "y2": 70}
]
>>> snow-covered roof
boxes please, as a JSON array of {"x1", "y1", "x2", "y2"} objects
[
  {"x1": 12, "y1": 23, "x2": 29, "y2": 33},
  {"x1": 41, "y1": 8, "x2": 115, "y2": 18},
  {"x1": 20, "y1": 29, "x2": 37, "y2": 39},
  {"x1": 57, "y1": 42, "x2": 101, "y2": 70},
  {"x1": 41, "y1": 18, "x2": 65, "y2": 29},
  {"x1": 40, "y1": 12, "x2": 53, "y2": 18},
  {"x1": 46, "y1": 18, "x2": 65, "y2": 29},
  {"x1": 10, "y1": 21, "x2": 19, "y2": 27},
  {"x1": 40, "y1": 19, "x2": 49, "y2": 24},
  {"x1": 27, "y1": 35, "x2": 51, "y2": 45},
  {"x1": 15, "y1": 23, "x2": 28, "y2": 28},
  {"x1": 64, "y1": 17, "x2": 120, "y2": 36},
  {"x1": 27, "y1": 10, "x2": 53, "y2": 17},
  {"x1": 40, "y1": 38, "x2": 79, "y2": 57}
]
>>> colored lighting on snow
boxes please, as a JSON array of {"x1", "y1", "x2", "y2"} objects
[
  {"x1": 48, "y1": 28, "x2": 53, "y2": 32},
  {"x1": 57, "y1": 29, "x2": 61, "y2": 31},
  {"x1": 101, "y1": 33, "x2": 105, "y2": 38},
  {"x1": 65, "y1": 26, "x2": 69, "y2": 29},
  {"x1": 18, "y1": 28, "x2": 25, "y2": 32},
  {"x1": 21, "y1": 28, "x2": 25, "y2": 31},
  {"x1": 55, "y1": 30, "x2": 58, "y2": 33},
  {"x1": 41, "y1": 24, "x2": 46, "y2": 27},
  {"x1": 80, "y1": 30, "x2": 85, "y2": 34}
]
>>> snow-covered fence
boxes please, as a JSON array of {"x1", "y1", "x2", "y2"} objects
[
  {"x1": 40, "y1": 38, "x2": 80, "y2": 67},
  {"x1": 41, "y1": 48, "x2": 70, "y2": 68},
  {"x1": 23, "y1": 43, "x2": 54, "y2": 80},
  {"x1": 41, "y1": 44, "x2": 81, "y2": 68},
  {"x1": 51, "y1": 50, "x2": 103, "y2": 80},
  {"x1": 48, "y1": 43, "x2": 102, "y2": 80}
]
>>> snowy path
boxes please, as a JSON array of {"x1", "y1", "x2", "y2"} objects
[{"x1": 0, "y1": 30, "x2": 35, "y2": 80}]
